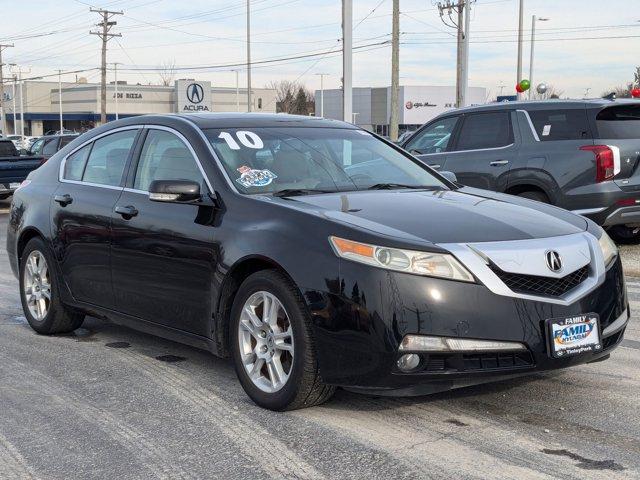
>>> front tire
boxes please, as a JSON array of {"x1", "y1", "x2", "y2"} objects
[
  {"x1": 230, "y1": 270, "x2": 335, "y2": 411},
  {"x1": 607, "y1": 225, "x2": 640, "y2": 245},
  {"x1": 19, "y1": 237, "x2": 84, "y2": 334}
]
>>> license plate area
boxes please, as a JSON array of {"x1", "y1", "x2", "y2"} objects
[
  {"x1": 547, "y1": 313, "x2": 602, "y2": 358},
  {"x1": 9, "y1": 182, "x2": 20, "y2": 189}
]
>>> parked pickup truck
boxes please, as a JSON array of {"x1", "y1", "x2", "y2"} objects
[
  {"x1": 0, "y1": 139, "x2": 44, "y2": 200},
  {"x1": 402, "y1": 99, "x2": 640, "y2": 243}
]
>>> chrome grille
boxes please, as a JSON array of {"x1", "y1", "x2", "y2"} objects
[{"x1": 489, "y1": 264, "x2": 589, "y2": 297}]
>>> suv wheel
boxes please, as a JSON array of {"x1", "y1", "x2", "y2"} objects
[
  {"x1": 19, "y1": 237, "x2": 85, "y2": 334},
  {"x1": 517, "y1": 191, "x2": 549, "y2": 203},
  {"x1": 230, "y1": 270, "x2": 335, "y2": 411},
  {"x1": 607, "y1": 225, "x2": 640, "y2": 245}
]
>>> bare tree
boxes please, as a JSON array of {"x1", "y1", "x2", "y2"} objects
[
  {"x1": 158, "y1": 59, "x2": 176, "y2": 86},
  {"x1": 530, "y1": 84, "x2": 564, "y2": 100},
  {"x1": 601, "y1": 84, "x2": 632, "y2": 99},
  {"x1": 266, "y1": 80, "x2": 315, "y2": 114}
]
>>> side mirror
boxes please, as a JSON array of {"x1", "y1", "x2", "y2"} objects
[
  {"x1": 440, "y1": 171, "x2": 458, "y2": 183},
  {"x1": 149, "y1": 179, "x2": 201, "y2": 203}
]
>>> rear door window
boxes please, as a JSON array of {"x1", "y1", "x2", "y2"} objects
[
  {"x1": 64, "y1": 144, "x2": 91, "y2": 181},
  {"x1": 528, "y1": 109, "x2": 591, "y2": 141},
  {"x1": 82, "y1": 130, "x2": 138, "y2": 187},
  {"x1": 595, "y1": 105, "x2": 640, "y2": 139},
  {"x1": 454, "y1": 111, "x2": 513, "y2": 151},
  {"x1": 42, "y1": 138, "x2": 60, "y2": 156}
]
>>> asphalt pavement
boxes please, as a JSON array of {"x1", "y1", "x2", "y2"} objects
[{"x1": 0, "y1": 198, "x2": 639, "y2": 479}]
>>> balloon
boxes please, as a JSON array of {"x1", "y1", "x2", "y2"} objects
[
  {"x1": 515, "y1": 83, "x2": 524, "y2": 93},
  {"x1": 519, "y1": 79, "x2": 531, "y2": 91},
  {"x1": 631, "y1": 88, "x2": 640, "y2": 98},
  {"x1": 536, "y1": 83, "x2": 548, "y2": 95}
]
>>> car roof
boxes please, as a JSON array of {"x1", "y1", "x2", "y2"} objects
[
  {"x1": 448, "y1": 98, "x2": 640, "y2": 115},
  {"x1": 38, "y1": 134, "x2": 79, "y2": 139},
  {"x1": 128, "y1": 113, "x2": 357, "y2": 129}
]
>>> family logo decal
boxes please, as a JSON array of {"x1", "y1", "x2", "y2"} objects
[
  {"x1": 236, "y1": 166, "x2": 277, "y2": 188},
  {"x1": 554, "y1": 321, "x2": 595, "y2": 346}
]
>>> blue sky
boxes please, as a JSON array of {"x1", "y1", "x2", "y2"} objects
[{"x1": 1, "y1": 0, "x2": 638, "y2": 98}]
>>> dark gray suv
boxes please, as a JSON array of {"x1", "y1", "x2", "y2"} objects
[{"x1": 402, "y1": 99, "x2": 640, "y2": 243}]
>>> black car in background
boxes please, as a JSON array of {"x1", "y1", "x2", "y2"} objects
[
  {"x1": 0, "y1": 139, "x2": 45, "y2": 200},
  {"x1": 29, "y1": 134, "x2": 79, "y2": 162},
  {"x1": 402, "y1": 99, "x2": 640, "y2": 243},
  {"x1": 6, "y1": 114, "x2": 628, "y2": 410}
]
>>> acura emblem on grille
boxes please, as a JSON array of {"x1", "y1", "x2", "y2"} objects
[{"x1": 545, "y1": 250, "x2": 563, "y2": 272}]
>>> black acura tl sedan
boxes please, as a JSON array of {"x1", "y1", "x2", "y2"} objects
[{"x1": 6, "y1": 113, "x2": 630, "y2": 411}]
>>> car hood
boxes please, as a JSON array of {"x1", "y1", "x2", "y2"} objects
[{"x1": 284, "y1": 188, "x2": 588, "y2": 245}]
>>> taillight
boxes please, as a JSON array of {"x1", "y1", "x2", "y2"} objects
[{"x1": 580, "y1": 145, "x2": 615, "y2": 182}]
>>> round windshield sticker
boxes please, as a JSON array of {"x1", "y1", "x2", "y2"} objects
[{"x1": 236, "y1": 166, "x2": 277, "y2": 188}]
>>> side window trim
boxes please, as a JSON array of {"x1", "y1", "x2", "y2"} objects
[
  {"x1": 124, "y1": 125, "x2": 213, "y2": 195},
  {"x1": 58, "y1": 125, "x2": 141, "y2": 191}
]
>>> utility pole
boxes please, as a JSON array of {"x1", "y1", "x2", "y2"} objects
[
  {"x1": 315, "y1": 73, "x2": 328, "y2": 117},
  {"x1": 516, "y1": 0, "x2": 524, "y2": 100},
  {"x1": 0, "y1": 43, "x2": 14, "y2": 136},
  {"x1": 90, "y1": 7, "x2": 122, "y2": 125},
  {"x1": 11, "y1": 74, "x2": 16, "y2": 135},
  {"x1": 246, "y1": 0, "x2": 252, "y2": 112},
  {"x1": 437, "y1": 1, "x2": 474, "y2": 108},
  {"x1": 342, "y1": 0, "x2": 353, "y2": 122},
  {"x1": 389, "y1": 0, "x2": 400, "y2": 141},
  {"x1": 57, "y1": 70, "x2": 63, "y2": 134}
]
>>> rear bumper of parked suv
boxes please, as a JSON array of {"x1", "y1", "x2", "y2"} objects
[
  {"x1": 305, "y1": 255, "x2": 628, "y2": 395},
  {"x1": 568, "y1": 184, "x2": 640, "y2": 227}
]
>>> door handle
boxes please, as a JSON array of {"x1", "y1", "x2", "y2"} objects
[
  {"x1": 54, "y1": 194, "x2": 73, "y2": 206},
  {"x1": 114, "y1": 205, "x2": 138, "y2": 218},
  {"x1": 489, "y1": 160, "x2": 509, "y2": 166},
  {"x1": 428, "y1": 164, "x2": 441, "y2": 170}
]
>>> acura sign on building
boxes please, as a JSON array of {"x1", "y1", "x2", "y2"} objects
[{"x1": 175, "y1": 79, "x2": 212, "y2": 112}]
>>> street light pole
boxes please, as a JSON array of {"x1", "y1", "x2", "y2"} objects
[
  {"x1": 528, "y1": 15, "x2": 549, "y2": 99},
  {"x1": 57, "y1": 69, "x2": 63, "y2": 133},
  {"x1": 246, "y1": 0, "x2": 252, "y2": 112},
  {"x1": 342, "y1": 0, "x2": 353, "y2": 122},
  {"x1": 233, "y1": 70, "x2": 239, "y2": 112},
  {"x1": 315, "y1": 73, "x2": 328, "y2": 117},
  {"x1": 516, "y1": 0, "x2": 524, "y2": 100},
  {"x1": 11, "y1": 75, "x2": 16, "y2": 135}
]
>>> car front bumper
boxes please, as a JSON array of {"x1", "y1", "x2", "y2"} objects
[{"x1": 304, "y1": 255, "x2": 628, "y2": 394}]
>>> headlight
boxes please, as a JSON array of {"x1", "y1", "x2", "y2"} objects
[
  {"x1": 598, "y1": 230, "x2": 618, "y2": 266},
  {"x1": 329, "y1": 236, "x2": 475, "y2": 282}
]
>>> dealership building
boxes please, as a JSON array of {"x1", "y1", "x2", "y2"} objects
[
  {"x1": 1, "y1": 79, "x2": 277, "y2": 136},
  {"x1": 315, "y1": 85, "x2": 487, "y2": 135}
]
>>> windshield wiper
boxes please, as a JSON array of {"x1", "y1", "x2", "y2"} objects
[
  {"x1": 272, "y1": 188, "x2": 335, "y2": 198},
  {"x1": 366, "y1": 183, "x2": 440, "y2": 191}
]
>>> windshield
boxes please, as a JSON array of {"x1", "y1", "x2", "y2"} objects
[{"x1": 204, "y1": 127, "x2": 447, "y2": 194}]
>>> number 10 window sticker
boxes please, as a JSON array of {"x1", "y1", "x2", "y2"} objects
[{"x1": 218, "y1": 131, "x2": 278, "y2": 188}]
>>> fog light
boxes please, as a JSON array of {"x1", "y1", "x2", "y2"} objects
[{"x1": 397, "y1": 353, "x2": 421, "y2": 372}]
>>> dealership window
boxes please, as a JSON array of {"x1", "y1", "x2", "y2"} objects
[
  {"x1": 454, "y1": 111, "x2": 512, "y2": 151},
  {"x1": 63, "y1": 144, "x2": 91, "y2": 181},
  {"x1": 528, "y1": 109, "x2": 590, "y2": 141},
  {"x1": 82, "y1": 129, "x2": 138, "y2": 186},
  {"x1": 405, "y1": 116, "x2": 458, "y2": 154},
  {"x1": 134, "y1": 129, "x2": 204, "y2": 191}
]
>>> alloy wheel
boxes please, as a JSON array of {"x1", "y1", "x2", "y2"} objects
[
  {"x1": 23, "y1": 250, "x2": 51, "y2": 321},
  {"x1": 238, "y1": 291, "x2": 294, "y2": 393}
]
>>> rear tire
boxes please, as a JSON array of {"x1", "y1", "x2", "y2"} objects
[
  {"x1": 19, "y1": 237, "x2": 84, "y2": 334},
  {"x1": 607, "y1": 225, "x2": 640, "y2": 245},
  {"x1": 230, "y1": 270, "x2": 335, "y2": 411},
  {"x1": 516, "y1": 190, "x2": 549, "y2": 203}
]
